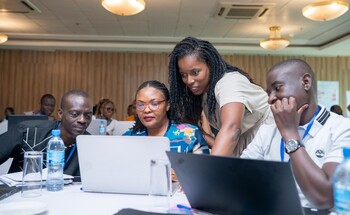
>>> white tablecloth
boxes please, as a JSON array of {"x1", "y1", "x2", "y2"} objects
[{"x1": 0, "y1": 183, "x2": 190, "y2": 215}]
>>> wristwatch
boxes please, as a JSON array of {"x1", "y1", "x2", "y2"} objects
[{"x1": 285, "y1": 139, "x2": 304, "y2": 154}]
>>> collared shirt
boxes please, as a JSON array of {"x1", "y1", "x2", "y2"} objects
[{"x1": 241, "y1": 105, "x2": 350, "y2": 207}]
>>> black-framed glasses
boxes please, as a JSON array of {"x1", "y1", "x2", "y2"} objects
[{"x1": 135, "y1": 100, "x2": 166, "y2": 111}]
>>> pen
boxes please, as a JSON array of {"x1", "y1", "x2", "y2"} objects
[
  {"x1": 176, "y1": 204, "x2": 213, "y2": 215},
  {"x1": 177, "y1": 204, "x2": 191, "y2": 210}
]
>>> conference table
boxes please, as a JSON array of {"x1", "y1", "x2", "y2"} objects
[{"x1": 0, "y1": 183, "x2": 191, "y2": 215}]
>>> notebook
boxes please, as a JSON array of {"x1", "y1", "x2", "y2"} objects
[
  {"x1": 166, "y1": 152, "x2": 305, "y2": 215},
  {"x1": 86, "y1": 119, "x2": 107, "y2": 135},
  {"x1": 112, "y1": 121, "x2": 135, "y2": 135},
  {"x1": 76, "y1": 135, "x2": 170, "y2": 195}
]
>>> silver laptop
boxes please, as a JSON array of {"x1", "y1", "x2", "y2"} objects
[
  {"x1": 86, "y1": 119, "x2": 107, "y2": 135},
  {"x1": 76, "y1": 135, "x2": 170, "y2": 195},
  {"x1": 112, "y1": 121, "x2": 135, "y2": 135}
]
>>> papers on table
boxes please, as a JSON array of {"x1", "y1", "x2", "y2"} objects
[{"x1": 0, "y1": 168, "x2": 74, "y2": 187}]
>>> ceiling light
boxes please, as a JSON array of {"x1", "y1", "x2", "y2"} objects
[
  {"x1": 0, "y1": 34, "x2": 8, "y2": 44},
  {"x1": 101, "y1": 0, "x2": 145, "y2": 16},
  {"x1": 260, "y1": 26, "x2": 290, "y2": 51},
  {"x1": 302, "y1": 0, "x2": 349, "y2": 21}
]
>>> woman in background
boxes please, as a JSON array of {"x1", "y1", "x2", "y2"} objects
[
  {"x1": 168, "y1": 37, "x2": 273, "y2": 156},
  {"x1": 96, "y1": 98, "x2": 118, "y2": 135},
  {"x1": 123, "y1": 80, "x2": 209, "y2": 154}
]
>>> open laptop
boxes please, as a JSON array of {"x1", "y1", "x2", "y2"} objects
[
  {"x1": 112, "y1": 121, "x2": 135, "y2": 135},
  {"x1": 77, "y1": 135, "x2": 170, "y2": 195},
  {"x1": 167, "y1": 152, "x2": 305, "y2": 215},
  {"x1": 86, "y1": 119, "x2": 107, "y2": 135}
]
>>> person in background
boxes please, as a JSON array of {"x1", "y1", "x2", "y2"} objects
[
  {"x1": 4, "y1": 107, "x2": 15, "y2": 120},
  {"x1": 0, "y1": 90, "x2": 93, "y2": 176},
  {"x1": 168, "y1": 37, "x2": 273, "y2": 157},
  {"x1": 241, "y1": 59, "x2": 350, "y2": 210},
  {"x1": 92, "y1": 104, "x2": 98, "y2": 117},
  {"x1": 125, "y1": 102, "x2": 136, "y2": 121},
  {"x1": 96, "y1": 98, "x2": 118, "y2": 135},
  {"x1": 123, "y1": 80, "x2": 209, "y2": 154},
  {"x1": 0, "y1": 107, "x2": 15, "y2": 135},
  {"x1": 330, "y1": 105, "x2": 343, "y2": 116},
  {"x1": 25, "y1": 94, "x2": 56, "y2": 121}
]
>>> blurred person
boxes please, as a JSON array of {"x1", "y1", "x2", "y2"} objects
[
  {"x1": 25, "y1": 94, "x2": 56, "y2": 120},
  {"x1": 96, "y1": 98, "x2": 118, "y2": 135},
  {"x1": 125, "y1": 102, "x2": 136, "y2": 121},
  {"x1": 4, "y1": 107, "x2": 15, "y2": 120},
  {"x1": 0, "y1": 107, "x2": 15, "y2": 135},
  {"x1": 330, "y1": 105, "x2": 343, "y2": 116}
]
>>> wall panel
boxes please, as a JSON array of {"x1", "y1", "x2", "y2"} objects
[{"x1": 1, "y1": 50, "x2": 350, "y2": 120}]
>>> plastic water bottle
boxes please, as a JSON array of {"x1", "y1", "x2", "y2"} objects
[
  {"x1": 46, "y1": 129, "x2": 65, "y2": 191},
  {"x1": 99, "y1": 120, "x2": 106, "y2": 135},
  {"x1": 334, "y1": 147, "x2": 350, "y2": 214}
]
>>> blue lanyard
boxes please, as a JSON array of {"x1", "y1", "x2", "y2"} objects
[
  {"x1": 280, "y1": 106, "x2": 321, "y2": 162},
  {"x1": 57, "y1": 122, "x2": 76, "y2": 167},
  {"x1": 65, "y1": 144, "x2": 76, "y2": 167}
]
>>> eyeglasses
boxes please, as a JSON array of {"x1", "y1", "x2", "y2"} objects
[
  {"x1": 104, "y1": 107, "x2": 115, "y2": 112},
  {"x1": 135, "y1": 100, "x2": 166, "y2": 111}
]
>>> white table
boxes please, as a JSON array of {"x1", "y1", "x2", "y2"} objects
[{"x1": 0, "y1": 183, "x2": 190, "y2": 215}]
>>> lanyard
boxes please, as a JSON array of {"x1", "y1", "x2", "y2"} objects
[
  {"x1": 280, "y1": 106, "x2": 321, "y2": 162},
  {"x1": 65, "y1": 144, "x2": 76, "y2": 167},
  {"x1": 56, "y1": 122, "x2": 77, "y2": 167}
]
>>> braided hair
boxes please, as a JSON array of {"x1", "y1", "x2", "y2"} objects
[
  {"x1": 168, "y1": 37, "x2": 254, "y2": 125},
  {"x1": 132, "y1": 80, "x2": 170, "y2": 133}
]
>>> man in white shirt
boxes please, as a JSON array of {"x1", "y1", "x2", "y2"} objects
[{"x1": 241, "y1": 59, "x2": 350, "y2": 210}]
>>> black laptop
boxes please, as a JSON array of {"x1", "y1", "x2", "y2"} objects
[{"x1": 166, "y1": 152, "x2": 305, "y2": 215}]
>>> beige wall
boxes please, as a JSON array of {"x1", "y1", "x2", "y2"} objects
[{"x1": 1, "y1": 50, "x2": 349, "y2": 120}]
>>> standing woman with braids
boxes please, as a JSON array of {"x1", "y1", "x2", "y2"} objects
[{"x1": 168, "y1": 37, "x2": 274, "y2": 157}]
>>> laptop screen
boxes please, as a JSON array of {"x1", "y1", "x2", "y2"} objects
[
  {"x1": 167, "y1": 152, "x2": 305, "y2": 215},
  {"x1": 77, "y1": 135, "x2": 170, "y2": 195}
]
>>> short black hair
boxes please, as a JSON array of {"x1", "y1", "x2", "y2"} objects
[
  {"x1": 5, "y1": 107, "x2": 15, "y2": 114},
  {"x1": 40, "y1": 94, "x2": 56, "y2": 104},
  {"x1": 60, "y1": 90, "x2": 91, "y2": 109},
  {"x1": 268, "y1": 59, "x2": 317, "y2": 92}
]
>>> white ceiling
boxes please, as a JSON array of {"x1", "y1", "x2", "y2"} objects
[{"x1": 0, "y1": 0, "x2": 350, "y2": 56}]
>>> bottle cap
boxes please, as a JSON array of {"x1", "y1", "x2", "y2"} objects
[
  {"x1": 51, "y1": 129, "x2": 61, "y2": 136},
  {"x1": 343, "y1": 147, "x2": 350, "y2": 158},
  {"x1": 100, "y1": 120, "x2": 104, "y2": 124}
]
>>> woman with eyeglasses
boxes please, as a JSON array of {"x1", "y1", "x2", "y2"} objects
[
  {"x1": 123, "y1": 80, "x2": 209, "y2": 154},
  {"x1": 96, "y1": 98, "x2": 118, "y2": 135}
]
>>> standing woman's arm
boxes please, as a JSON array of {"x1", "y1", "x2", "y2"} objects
[{"x1": 210, "y1": 102, "x2": 245, "y2": 156}]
